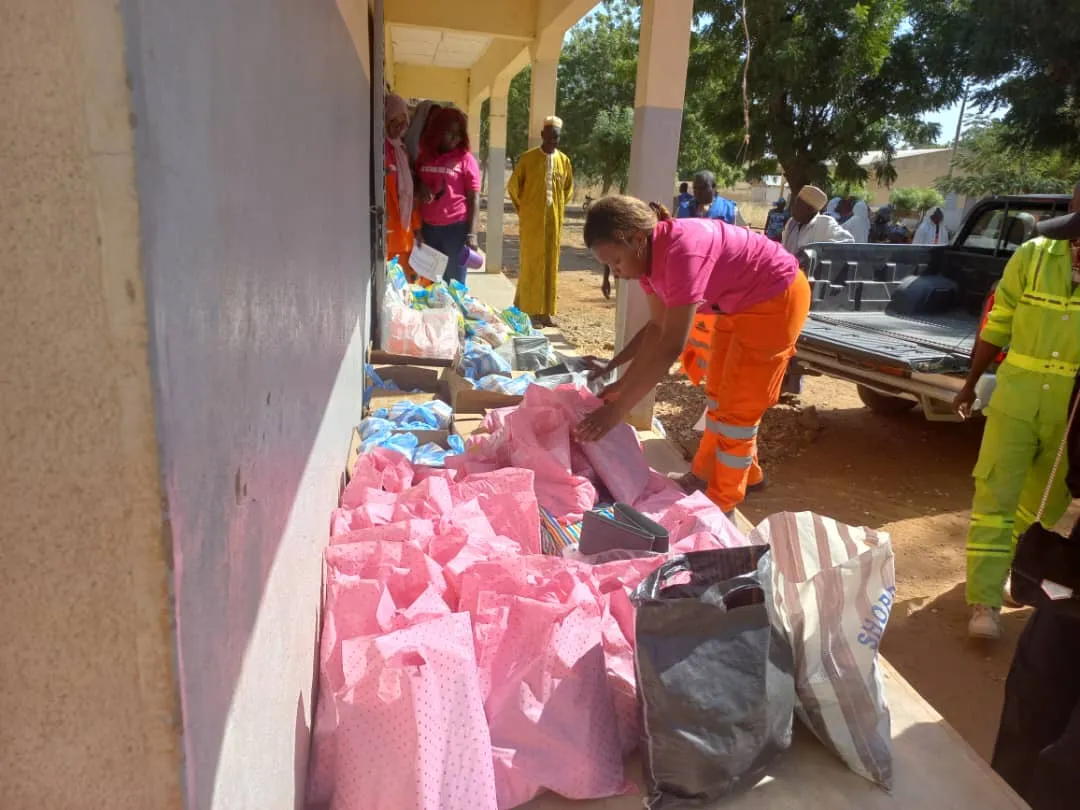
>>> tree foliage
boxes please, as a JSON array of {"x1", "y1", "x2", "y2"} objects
[
  {"x1": 690, "y1": 0, "x2": 966, "y2": 194},
  {"x1": 957, "y1": 1, "x2": 1080, "y2": 156},
  {"x1": 935, "y1": 118, "x2": 1080, "y2": 198},
  {"x1": 588, "y1": 107, "x2": 635, "y2": 193},
  {"x1": 491, "y1": 1, "x2": 739, "y2": 189},
  {"x1": 889, "y1": 187, "x2": 944, "y2": 217},
  {"x1": 555, "y1": 2, "x2": 638, "y2": 184}
]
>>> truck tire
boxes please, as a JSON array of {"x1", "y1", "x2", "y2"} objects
[{"x1": 857, "y1": 385, "x2": 917, "y2": 415}]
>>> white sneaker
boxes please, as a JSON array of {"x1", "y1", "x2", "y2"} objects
[{"x1": 968, "y1": 605, "x2": 1002, "y2": 640}]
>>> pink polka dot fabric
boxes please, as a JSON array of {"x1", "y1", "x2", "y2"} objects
[
  {"x1": 332, "y1": 614, "x2": 497, "y2": 810},
  {"x1": 307, "y1": 419, "x2": 756, "y2": 810}
]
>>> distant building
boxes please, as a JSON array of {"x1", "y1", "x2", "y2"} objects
[{"x1": 859, "y1": 147, "x2": 971, "y2": 231}]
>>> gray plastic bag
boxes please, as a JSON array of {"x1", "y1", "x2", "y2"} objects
[{"x1": 632, "y1": 547, "x2": 795, "y2": 808}]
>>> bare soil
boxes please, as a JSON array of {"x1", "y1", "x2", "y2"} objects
[{"x1": 485, "y1": 203, "x2": 1068, "y2": 762}]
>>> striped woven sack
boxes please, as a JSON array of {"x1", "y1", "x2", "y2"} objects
[{"x1": 751, "y1": 512, "x2": 896, "y2": 790}]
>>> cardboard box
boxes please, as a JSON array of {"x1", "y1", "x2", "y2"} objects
[
  {"x1": 452, "y1": 413, "x2": 488, "y2": 441},
  {"x1": 345, "y1": 426, "x2": 451, "y2": 481},
  {"x1": 369, "y1": 348, "x2": 453, "y2": 368},
  {"x1": 442, "y1": 367, "x2": 530, "y2": 414},
  {"x1": 366, "y1": 364, "x2": 448, "y2": 413}
]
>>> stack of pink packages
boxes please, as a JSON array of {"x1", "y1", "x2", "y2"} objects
[{"x1": 308, "y1": 387, "x2": 752, "y2": 810}]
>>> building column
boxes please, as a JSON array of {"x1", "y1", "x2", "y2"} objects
[
  {"x1": 527, "y1": 48, "x2": 559, "y2": 150},
  {"x1": 467, "y1": 94, "x2": 484, "y2": 163},
  {"x1": 616, "y1": 0, "x2": 693, "y2": 429},
  {"x1": 485, "y1": 75, "x2": 511, "y2": 274}
]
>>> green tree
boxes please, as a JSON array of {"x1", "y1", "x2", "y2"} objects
[
  {"x1": 506, "y1": 68, "x2": 531, "y2": 164},
  {"x1": 588, "y1": 107, "x2": 636, "y2": 193},
  {"x1": 555, "y1": 2, "x2": 639, "y2": 183},
  {"x1": 691, "y1": 0, "x2": 966, "y2": 195},
  {"x1": 936, "y1": 118, "x2": 1080, "y2": 198},
  {"x1": 889, "y1": 187, "x2": 944, "y2": 218},
  {"x1": 958, "y1": 2, "x2": 1080, "y2": 155},
  {"x1": 478, "y1": 66, "x2": 532, "y2": 168}
]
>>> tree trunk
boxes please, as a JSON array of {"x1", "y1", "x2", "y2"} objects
[{"x1": 780, "y1": 155, "x2": 812, "y2": 199}]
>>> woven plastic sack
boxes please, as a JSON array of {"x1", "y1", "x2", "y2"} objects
[{"x1": 751, "y1": 511, "x2": 896, "y2": 789}]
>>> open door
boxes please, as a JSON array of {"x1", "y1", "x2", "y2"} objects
[{"x1": 369, "y1": 0, "x2": 386, "y2": 348}]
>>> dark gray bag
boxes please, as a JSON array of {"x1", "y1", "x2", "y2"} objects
[{"x1": 632, "y1": 547, "x2": 795, "y2": 808}]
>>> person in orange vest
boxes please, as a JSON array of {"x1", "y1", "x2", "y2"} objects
[
  {"x1": 383, "y1": 93, "x2": 421, "y2": 275},
  {"x1": 577, "y1": 196, "x2": 810, "y2": 517}
]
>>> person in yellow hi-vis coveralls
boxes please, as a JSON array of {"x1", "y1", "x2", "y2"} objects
[{"x1": 954, "y1": 182, "x2": 1080, "y2": 640}]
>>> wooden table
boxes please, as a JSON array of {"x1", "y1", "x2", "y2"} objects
[{"x1": 523, "y1": 659, "x2": 1026, "y2": 810}]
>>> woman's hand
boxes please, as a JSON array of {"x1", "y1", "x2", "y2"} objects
[
  {"x1": 418, "y1": 184, "x2": 435, "y2": 203},
  {"x1": 413, "y1": 229, "x2": 425, "y2": 247},
  {"x1": 580, "y1": 355, "x2": 612, "y2": 382},
  {"x1": 574, "y1": 402, "x2": 624, "y2": 443},
  {"x1": 953, "y1": 383, "x2": 977, "y2": 420},
  {"x1": 466, "y1": 233, "x2": 480, "y2": 250},
  {"x1": 598, "y1": 381, "x2": 622, "y2": 402}
]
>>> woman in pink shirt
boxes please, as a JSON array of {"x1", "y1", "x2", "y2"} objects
[
  {"x1": 577, "y1": 195, "x2": 811, "y2": 514},
  {"x1": 415, "y1": 107, "x2": 482, "y2": 284}
]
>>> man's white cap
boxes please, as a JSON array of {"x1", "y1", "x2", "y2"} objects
[
  {"x1": 544, "y1": 115, "x2": 563, "y2": 130},
  {"x1": 797, "y1": 185, "x2": 828, "y2": 213}
]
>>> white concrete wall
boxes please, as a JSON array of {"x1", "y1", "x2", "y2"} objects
[
  {"x1": 0, "y1": 1, "x2": 183, "y2": 808},
  {"x1": 121, "y1": 0, "x2": 375, "y2": 806}
]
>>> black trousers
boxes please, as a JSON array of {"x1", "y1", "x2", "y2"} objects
[{"x1": 992, "y1": 605, "x2": 1080, "y2": 809}]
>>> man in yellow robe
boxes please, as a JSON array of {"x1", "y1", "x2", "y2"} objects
[{"x1": 508, "y1": 115, "x2": 574, "y2": 327}]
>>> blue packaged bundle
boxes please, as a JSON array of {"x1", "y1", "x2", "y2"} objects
[
  {"x1": 460, "y1": 339, "x2": 513, "y2": 381},
  {"x1": 358, "y1": 417, "x2": 395, "y2": 440},
  {"x1": 413, "y1": 442, "x2": 448, "y2": 467},
  {"x1": 359, "y1": 429, "x2": 419, "y2": 460},
  {"x1": 373, "y1": 400, "x2": 452, "y2": 430},
  {"x1": 475, "y1": 373, "x2": 534, "y2": 396}
]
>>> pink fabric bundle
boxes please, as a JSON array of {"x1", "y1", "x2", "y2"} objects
[
  {"x1": 450, "y1": 385, "x2": 656, "y2": 522},
  {"x1": 457, "y1": 557, "x2": 634, "y2": 808},
  {"x1": 310, "y1": 404, "x2": 759, "y2": 810},
  {"x1": 659, "y1": 490, "x2": 753, "y2": 549},
  {"x1": 332, "y1": 613, "x2": 497, "y2": 810}
]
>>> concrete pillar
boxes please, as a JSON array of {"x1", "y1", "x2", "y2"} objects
[
  {"x1": 467, "y1": 94, "x2": 484, "y2": 163},
  {"x1": 616, "y1": 0, "x2": 694, "y2": 428},
  {"x1": 485, "y1": 75, "x2": 511, "y2": 273},
  {"x1": 527, "y1": 52, "x2": 559, "y2": 150}
]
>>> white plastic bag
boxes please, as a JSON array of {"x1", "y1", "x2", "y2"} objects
[
  {"x1": 381, "y1": 280, "x2": 460, "y2": 360},
  {"x1": 751, "y1": 511, "x2": 896, "y2": 789}
]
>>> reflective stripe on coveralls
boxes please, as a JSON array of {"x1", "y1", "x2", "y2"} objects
[
  {"x1": 692, "y1": 273, "x2": 811, "y2": 512},
  {"x1": 680, "y1": 314, "x2": 718, "y2": 387},
  {"x1": 966, "y1": 236, "x2": 1080, "y2": 608}
]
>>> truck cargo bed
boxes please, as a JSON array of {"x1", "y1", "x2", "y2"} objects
[{"x1": 800, "y1": 311, "x2": 979, "y2": 373}]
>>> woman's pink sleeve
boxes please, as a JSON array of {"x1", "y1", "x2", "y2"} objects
[
  {"x1": 465, "y1": 153, "x2": 482, "y2": 191},
  {"x1": 655, "y1": 230, "x2": 710, "y2": 307}
]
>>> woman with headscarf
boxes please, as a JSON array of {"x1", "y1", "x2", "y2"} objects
[
  {"x1": 576, "y1": 196, "x2": 811, "y2": 517},
  {"x1": 384, "y1": 93, "x2": 421, "y2": 272},
  {"x1": 912, "y1": 207, "x2": 950, "y2": 245},
  {"x1": 846, "y1": 200, "x2": 872, "y2": 243},
  {"x1": 415, "y1": 106, "x2": 481, "y2": 284}
]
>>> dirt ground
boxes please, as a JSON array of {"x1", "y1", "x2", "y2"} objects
[{"x1": 482, "y1": 203, "x2": 1059, "y2": 763}]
